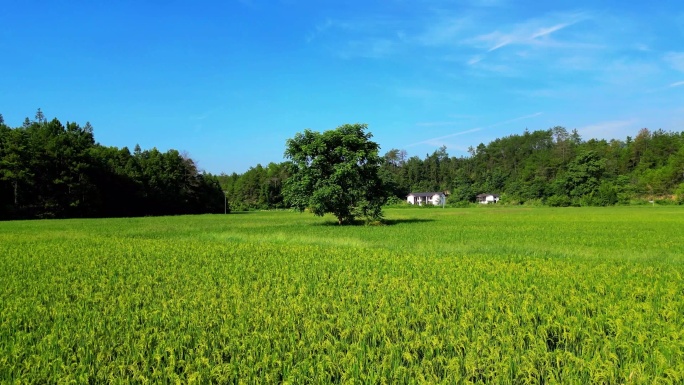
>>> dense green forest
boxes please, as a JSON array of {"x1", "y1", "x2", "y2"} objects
[
  {"x1": 0, "y1": 110, "x2": 224, "y2": 219},
  {"x1": 219, "y1": 126, "x2": 684, "y2": 209},
  {"x1": 2, "y1": 110, "x2": 683, "y2": 219}
]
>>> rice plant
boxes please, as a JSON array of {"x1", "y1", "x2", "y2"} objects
[{"x1": 1, "y1": 207, "x2": 682, "y2": 383}]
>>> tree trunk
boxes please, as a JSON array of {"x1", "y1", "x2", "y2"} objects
[{"x1": 13, "y1": 180, "x2": 18, "y2": 205}]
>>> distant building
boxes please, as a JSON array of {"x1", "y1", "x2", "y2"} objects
[
  {"x1": 476, "y1": 193, "x2": 500, "y2": 204},
  {"x1": 407, "y1": 192, "x2": 446, "y2": 206}
]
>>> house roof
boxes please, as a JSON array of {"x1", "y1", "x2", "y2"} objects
[
  {"x1": 408, "y1": 192, "x2": 444, "y2": 197},
  {"x1": 476, "y1": 193, "x2": 500, "y2": 198}
]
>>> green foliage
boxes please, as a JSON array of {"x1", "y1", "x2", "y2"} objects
[
  {"x1": 676, "y1": 183, "x2": 684, "y2": 205},
  {"x1": 370, "y1": 127, "x2": 683, "y2": 206},
  {"x1": 0, "y1": 128, "x2": 33, "y2": 206},
  {"x1": 496, "y1": 193, "x2": 522, "y2": 206},
  {"x1": 217, "y1": 162, "x2": 291, "y2": 211},
  {"x1": 546, "y1": 194, "x2": 571, "y2": 207},
  {"x1": 560, "y1": 151, "x2": 606, "y2": 198},
  {"x1": 1, "y1": 207, "x2": 683, "y2": 382},
  {"x1": 383, "y1": 195, "x2": 405, "y2": 206},
  {"x1": 522, "y1": 198, "x2": 545, "y2": 206},
  {"x1": 446, "y1": 200, "x2": 473, "y2": 208},
  {"x1": 594, "y1": 182, "x2": 619, "y2": 206},
  {"x1": 3, "y1": 109, "x2": 683, "y2": 216},
  {"x1": 283, "y1": 123, "x2": 388, "y2": 224},
  {"x1": 0, "y1": 111, "x2": 224, "y2": 219}
]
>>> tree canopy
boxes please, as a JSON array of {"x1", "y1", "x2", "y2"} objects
[
  {"x1": 283, "y1": 123, "x2": 388, "y2": 224},
  {"x1": 0, "y1": 110, "x2": 225, "y2": 219}
]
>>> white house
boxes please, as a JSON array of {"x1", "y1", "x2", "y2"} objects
[
  {"x1": 476, "y1": 193, "x2": 500, "y2": 204},
  {"x1": 407, "y1": 192, "x2": 446, "y2": 206}
]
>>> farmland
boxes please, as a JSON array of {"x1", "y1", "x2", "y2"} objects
[{"x1": 1, "y1": 207, "x2": 683, "y2": 383}]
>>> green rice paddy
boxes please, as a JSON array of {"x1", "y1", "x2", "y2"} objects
[{"x1": 1, "y1": 207, "x2": 683, "y2": 383}]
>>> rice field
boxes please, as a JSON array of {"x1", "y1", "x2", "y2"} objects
[{"x1": 1, "y1": 206, "x2": 683, "y2": 383}]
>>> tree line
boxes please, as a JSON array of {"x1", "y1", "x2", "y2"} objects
[
  {"x1": 3, "y1": 110, "x2": 683, "y2": 220},
  {"x1": 0, "y1": 110, "x2": 225, "y2": 219},
  {"x1": 220, "y1": 126, "x2": 684, "y2": 209}
]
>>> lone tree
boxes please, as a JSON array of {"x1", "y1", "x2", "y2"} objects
[{"x1": 283, "y1": 123, "x2": 388, "y2": 224}]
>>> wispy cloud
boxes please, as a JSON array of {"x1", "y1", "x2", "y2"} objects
[
  {"x1": 529, "y1": 23, "x2": 573, "y2": 39},
  {"x1": 468, "y1": 12, "x2": 589, "y2": 53},
  {"x1": 467, "y1": 55, "x2": 483, "y2": 65},
  {"x1": 406, "y1": 112, "x2": 542, "y2": 147},
  {"x1": 407, "y1": 128, "x2": 482, "y2": 147},
  {"x1": 669, "y1": 81, "x2": 684, "y2": 88},
  {"x1": 309, "y1": 9, "x2": 596, "y2": 70}
]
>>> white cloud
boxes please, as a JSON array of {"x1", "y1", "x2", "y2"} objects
[
  {"x1": 406, "y1": 112, "x2": 541, "y2": 148},
  {"x1": 467, "y1": 55, "x2": 483, "y2": 65},
  {"x1": 407, "y1": 128, "x2": 482, "y2": 147},
  {"x1": 529, "y1": 23, "x2": 573, "y2": 39},
  {"x1": 487, "y1": 34, "x2": 513, "y2": 51},
  {"x1": 468, "y1": 12, "x2": 589, "y2": 52},
  {"x1": 309, "y1": 8, "x2": 597, "y2": 72},
  {"x1": 669, "y1": 81, "x2": 684, "y2": 88}
]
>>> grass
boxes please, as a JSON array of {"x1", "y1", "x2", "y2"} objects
[{"x1": 1, "y1": 206, "x2": 683, "y2": 383}]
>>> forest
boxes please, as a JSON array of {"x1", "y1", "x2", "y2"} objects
[
  {"x1": 220, "y1": 126, "x2": 684, "y2": 210},
  {"x1": 2, "y1": 110, "x2": 683, "y2": 219},
  {"x1": 0, "y1": 110, "x2": 224, "y2": 220}
]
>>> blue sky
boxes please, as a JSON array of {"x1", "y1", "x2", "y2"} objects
[{"x1": 2, "y1": 0, "x2": 683, "y2": 174}]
